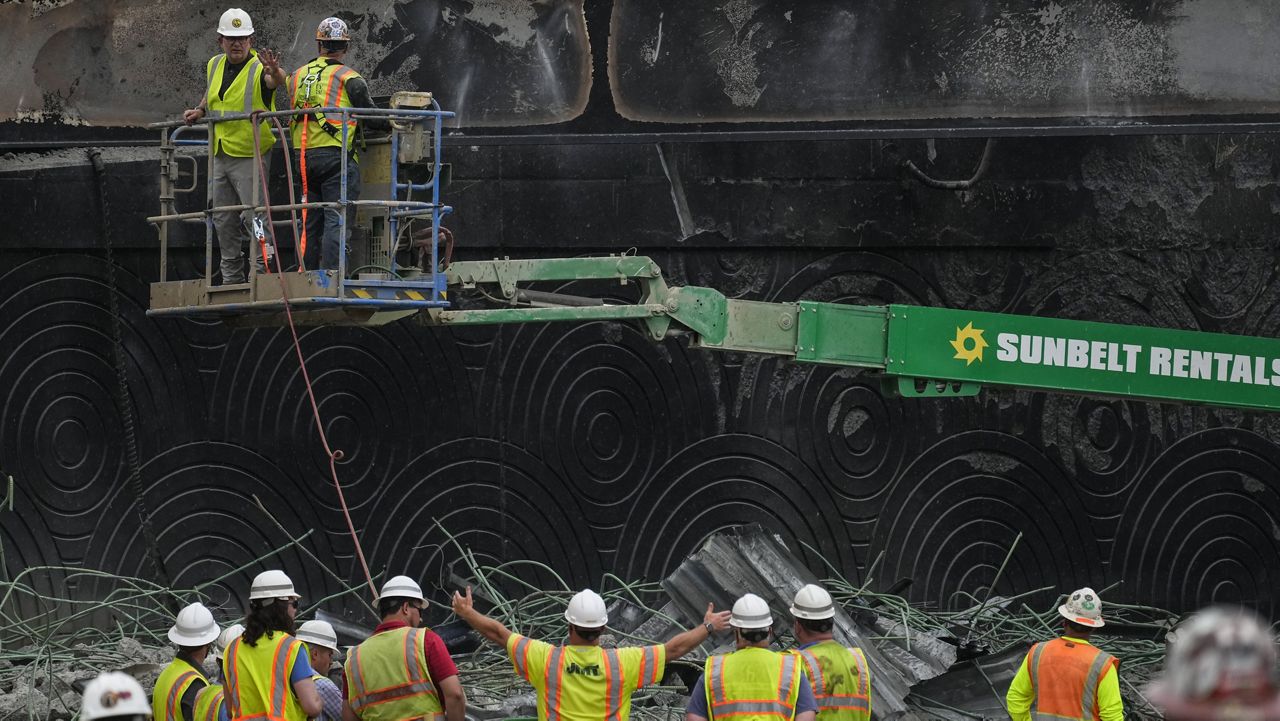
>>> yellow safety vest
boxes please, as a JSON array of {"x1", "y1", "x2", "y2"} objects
[
  {"x1": 289, "y1": 58, "x2": 361, "y2": 151},
  {"x1": 223, "y1": 633, "x2": 307, "y2": 721},
  {"x1": 154, "y1": 658, "x2": 209, "y2": 721},
  {"x1": 193, "y1": 684, "x2": 226, "y2": 721},
  {"x1": 205, "y1": 50, "x2": 275, "y2": 157},
  {"x1": 506, "y1": 634, "x2": 664, "y2": 721},
  {"x1": 794, "y1": 642, "x2": 870, "y2": 721},
  {"x1": 345, "y1": 626, "x2": 444, "y2": 721},
  {"x1": 705, "y1": 647, "x2": 802, "y2": 721}
]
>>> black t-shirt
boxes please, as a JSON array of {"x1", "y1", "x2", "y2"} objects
[{"x1": 215, "y1": 56, "x2": 273, "y2": 106}]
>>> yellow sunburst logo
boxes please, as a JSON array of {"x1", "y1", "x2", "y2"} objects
[
  {"x1": 232, "y1": 17, "x2": 243, "y2": 27},
  {"x1": 950, "y1": 322, "x2": 987, "y2": 365}
]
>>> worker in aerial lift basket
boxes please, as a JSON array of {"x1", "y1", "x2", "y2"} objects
[
  {"x1": 686, "y1": 593, "x2": 818, "y2": 721},
  {"x1": 152, "y1": 601, "x2": 223, "y2": 721},
  {"x1": 342, "y1": 576, "x2": 465, "y2": 721},
  {"x1": 287, "y1": 16, "x2": 387, "y2": 276},
  {"x1": 452, "y1": 584, "x2": 733, "y2": 721},
  {"x1": 222, "y1": 570, "x2": 323, "y2": 721},
  {"x1": 1145, "y1": 606, "x2": 1280, "y2": 720},
  {"x1": 83, "y1": 671, "x2": 153, "y2": 721},
  {"x1": 1005, "y1": 587, "x2": 1124, "y2": 721},
  {"x1": 182, "y1": 8, "x2": 285, "y2": 285},
  {"x1": 788, "y1": 584, "x2": 871, "y2": 721}
]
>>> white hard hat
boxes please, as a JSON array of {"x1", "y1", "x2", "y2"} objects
[
  {"x1": 379, "y1": 575, "x2": 425, "y2": 603},
  {"x1": 1147, "y1": 607, "x2": 1280, "y2": 715},
  {"x1": 731, "y1": 593, "x2": 774, "y2": 629},
  {"x1": 249, "y1": 569, "x2": 299, "y2": 601},
  {"x1": 81, "y1": 672, "x2": 150, "y2": 721},
  {"x1": 1058, "y1": 587, "x2": 1105, "y2": 628},
  {"x1": 296, "y1": 620, "x2": 339, "y2": 652},
  {"x1": 217, "y1": 8, "x2": 254, "y2": 37},
  {"x1": 211, "y1": 623, "x2": 245, "y2": 661},
  {"x1": 564, "y1": 589, "x2": 608, "y2": 629},
  {"x1": 168, "y1": 602, "x2": 221, "y2": 647},
  {"x1": 790, "y1": 584, "x2": 836, "y2": 620},
  {"x1": 316, "y1": 17, "x2": 350, "y2": 41}
]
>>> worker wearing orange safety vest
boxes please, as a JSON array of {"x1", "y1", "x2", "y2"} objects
[
  {"x1": 287, "y1": 17, "x2": 385, "y2": 274},
  {"x1": 686, "y1": 594, "x2": 818, "y2": 721},
  {"x1": 154, "y1": 602, "x2": 224, "y2": 721},
  {"x1": 342, "y1": 576, "x2": 464, "y2": 721},
  {"x1": 1005, "y1": 587, "x2": 1124, "y2": 721},
  {"x1": 453, "y1": 585, "x2": 732, "y2": 721},
  {"x1": 182, "y1": 8, "x2": 285, "y2": 285},
  {"x1": 788, "y1": 585, "x2": 870, "y2": 721},
  {"x1": 222, "y1": 570, "x2": 323, "y2": 721}
]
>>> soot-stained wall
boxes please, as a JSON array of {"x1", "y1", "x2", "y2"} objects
[{"x1": 2, "y1": 0, "x2": 1280, "y2": 624}]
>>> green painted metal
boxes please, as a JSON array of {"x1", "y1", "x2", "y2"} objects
[
  {"x1": 794, "y1": 302, "x2": 889, "y2": 368},
  {"x1": 665, "y1": 286, "x2": 728, "y2": 344},
  {"x1": 697, "y1": 299, "x2": 799, "y2": 356},
  {"x1": 885, "y1": 304, "x2": 1280, "y2": 411},
  {"x1": 886, "y1": 376, "x2": 981, "y2": 399},
  {"x1": 429, "y1": 304, "x2": 667, "y2": 326}
]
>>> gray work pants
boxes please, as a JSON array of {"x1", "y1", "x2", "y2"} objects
[{"x1": 210, "y1": 152, "x2": 272, "y2": 284}]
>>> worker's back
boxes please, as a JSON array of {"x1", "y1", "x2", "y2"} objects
[
  {"x1": 1027, "y1": 638, "x2": 1117, "y2": 721},
  {"x1": 223, "y1": 633, "x2": 306, "y2": 721},
  {"x1": 794, "y1": 641, "x2": 870, "y2": 721},
  {"x1": 704, "y1": 647, "x2": 802, "y2": 721},
  {"x1": 508, "y1": 635, "x2": 664, "y2": 721}
]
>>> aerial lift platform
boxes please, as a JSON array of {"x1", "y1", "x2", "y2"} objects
[{"x1": 147, "y1": 99, "x2": 1280, "y2": 413}]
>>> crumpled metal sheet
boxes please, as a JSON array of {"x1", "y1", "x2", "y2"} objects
[
  {"x1": 905, "y1": 643, "x2": 1029, "y2": 721},
  {"x1": 661, "y1": 525, "x2": 953, "y2": 721}
]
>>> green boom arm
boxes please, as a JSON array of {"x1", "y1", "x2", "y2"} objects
[{"x1": 432, "y1": 256, "x2": 1280, "y2": 412}]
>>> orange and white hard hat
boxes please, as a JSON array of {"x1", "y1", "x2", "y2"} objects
[
  {"x1": 1058, "y1": 587, "x2": 1105, "y2": 628},
  {"x1": 316, "y1": 17, "x2": 350, "y2": 41}
]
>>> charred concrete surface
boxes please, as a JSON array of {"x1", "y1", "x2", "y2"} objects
[
  {"x1": 0, "y1": 0, "x2": 590, "y2": 126},
  {"x1": 2, "y1": 0, "x2": 1280, "y2": 621},
  {"x1": 609, "y1": 0, "x2": 1280, "y2": 121}
]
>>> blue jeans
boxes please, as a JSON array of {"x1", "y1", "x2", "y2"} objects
[{"x1": 295, "y1": 147, "x2": 360, "y2": 272}]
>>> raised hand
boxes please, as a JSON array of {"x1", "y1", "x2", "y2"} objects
[{"x1": 703, "y1": 602, "x2": 733, "y2": 632}]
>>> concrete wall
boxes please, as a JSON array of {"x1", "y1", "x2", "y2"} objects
[{"x1": 2, "y1": 0, "x2": 1280, "y2": 623}]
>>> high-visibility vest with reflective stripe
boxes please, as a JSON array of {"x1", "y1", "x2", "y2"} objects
[
  {"x1": 205, "y1": 51, "x2": 275, "y2": 157},
  {"x1": 345, "y1": 626, "x2": 444, "y2": 721},
  {"x1": 705, "y1": 647, "x2": 802, "y2": 721},
  {"x1": 193, "y1": 684, "x2": 226, "y2": 721},
  {"x1": 520, "y1": 642, "x2": 658, "y2": 721},
  {"x1": 289, "y1": 58, "x2": 360, "y2": 150},
  {"x1": 1026, "y1": 638, "x2": 1119, "y2": 721},
  {"x1": 223, "y1": 633, "x2": 306, "y2": 721},
  {"x1": 794, "y1": 641, "x2": 870, "y2": 721},
  {"x1": 154, "y1": 659, "x2": 209, "y2": 721}
]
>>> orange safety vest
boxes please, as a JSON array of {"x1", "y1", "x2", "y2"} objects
[
  {"x1": 1027, "y1": 638, "x2": 1119, "y2": 721},
  {"x1": 223, "y1": 633, "x2": 307, "y2": 721},
  {"x1": 705, "y1": 647, "x2": 802, "y2": 721}
]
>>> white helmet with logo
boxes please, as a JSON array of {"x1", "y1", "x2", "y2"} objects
[
  {"x1": 168, "y1": 602, "x2": 221, "y2": 647},
  {"x1": 564, "y1": 589, "x2": 608, "y2": 628},
  {"x1": 296, "y1": 620, "x2": 339, "y2": 652},
  {"x1": 731, "y1": 593, "x2": 774, "y2": 629},
  {"x1": 316, "y1": 17, "x2": 351, "y2": 41},
  {"x1": 81, "y1": 672, "x2": 150, "y2": 721},
  {"x1": 217, "y1": 8, "x2": 254, "y2": 37},
  {"x1": 249, "y1": 569, "x2": 300, "y2": 601},
  {"x1": 790, "y1": 584, "x2": 836, "y2": 620},
  {"x1": 1058, "y1": 587, "x2": 1105, "y2": 628},
  {"x1": 379, "y1": 575, "x2": 426, "y2": 603}
]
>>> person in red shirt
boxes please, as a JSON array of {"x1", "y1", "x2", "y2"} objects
[{"x1": 342, "y1": 576, "x2": 464, "y2": 721}]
